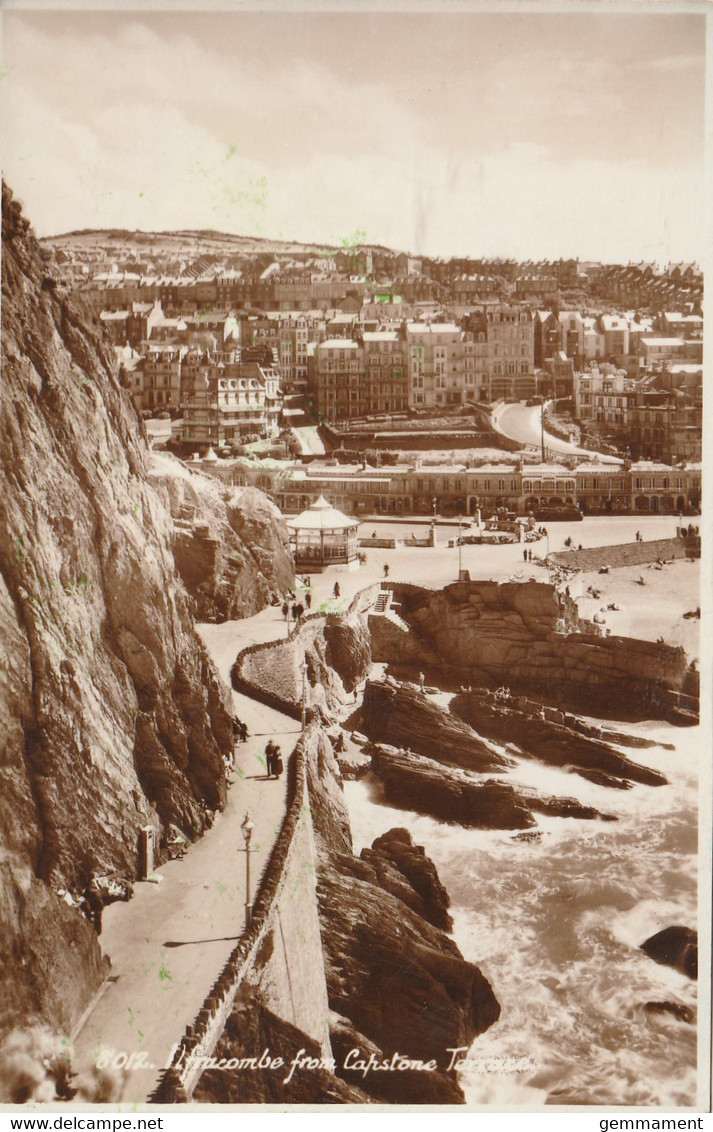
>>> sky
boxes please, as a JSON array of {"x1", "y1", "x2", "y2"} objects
[{"x1": 0, "y1": 6, "x2": 707, "y2": 262}]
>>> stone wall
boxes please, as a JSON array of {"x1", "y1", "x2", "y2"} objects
[
  {"x1": 233, "y1": 584, "x2": 380, "y2": 718},
  {"x1": 549, "y1": 537, "x2": 689, "y2": 573},
  {"x1": 153, "y1": 724, "x2": 331, "y2": 1101}
]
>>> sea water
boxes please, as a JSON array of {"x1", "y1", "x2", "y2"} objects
[{"x1": 343, "y1": 720, "x2": 700, "y2": 1107}]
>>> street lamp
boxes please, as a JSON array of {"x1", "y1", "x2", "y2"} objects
[
  {"x1": 457, "y1": 514, "x2": 463, "y2": 580},
  {"x1": 540, "y1": 396, "x2": 546, "y2": 463},
  {"x1": 240, "y1": 813, "x2": 255, "y2": 930}
]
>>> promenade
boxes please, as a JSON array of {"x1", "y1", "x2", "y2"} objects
[{"x1": 69, "y1": 652, "x2": 300, "y2": 1102}]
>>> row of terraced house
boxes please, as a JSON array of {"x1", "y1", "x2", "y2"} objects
[{"x1": 200, "y1": 453, "x2": 701, "y2": 517}]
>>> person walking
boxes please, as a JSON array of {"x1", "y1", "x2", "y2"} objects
[
  {"x1": 265, "y1": 740, "x2": 276, "y2": 778},
  {"x1": 305, "y1": 592, "x2": 312, "y2": 610},
  {"x1": 523, "y1": 547, "x2": 528, "y2": 561},
  {"x1": 333, "y1": 581, "x2": 341, "y2": 599},
  {"x1": 383, "y1": 564, "x2": 390, "y2": 578}
]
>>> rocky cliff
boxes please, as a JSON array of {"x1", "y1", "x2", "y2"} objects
[
  {"x1": 304, "y1": 730, "x2": 500, "y2": 1103},
  {"x1": 376, "y1": 581, "x2": 694, "y2": 722},
  {"x1": 0, "y1": 186, "x2": 237, "y2": 1040},
  {"x1": 149, "y1": 454, "x2": 294, "y2": 621}
]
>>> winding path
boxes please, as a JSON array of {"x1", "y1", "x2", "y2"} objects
[{"x1": 69, "y1": 622, "x2": 300, "y2": 1102}]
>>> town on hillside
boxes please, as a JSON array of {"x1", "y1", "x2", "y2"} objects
[{"x1": 42, "y1": 233, "x2": 703, "y2": 520}]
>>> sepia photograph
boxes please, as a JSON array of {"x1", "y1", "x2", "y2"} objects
[{"x1": 0, "y1": 0, "x2": 709, "y2": 1116}]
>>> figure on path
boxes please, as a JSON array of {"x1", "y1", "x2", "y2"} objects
[
  {"x1": 273, "y1": 746, "x2": 284, "y2": 779},
  {"x1": 333, "y1": 581, "x2": 341, "y2": 599}
]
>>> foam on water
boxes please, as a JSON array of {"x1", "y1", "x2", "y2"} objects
[{"x1": 343, "y1": 720, "x2": 699, "y2": 1107}]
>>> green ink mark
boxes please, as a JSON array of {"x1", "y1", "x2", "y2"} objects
[{"x1": 159, "y1": 961, "x2": 173, "y2": 983}]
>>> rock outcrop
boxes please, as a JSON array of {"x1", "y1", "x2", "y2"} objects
[
  {"x1": 361, "y1": 679, "x2": 512, "y2": 773},
  {"x1": 641, "y1": 927, "x2": 698, "y2": 980},
  {"x1": 374, "y1": 581, "x2": 695, "y2": 723},
  {"x1": 149, "y1": 454, "x2": 294, "y2": 621},
  {"x1": 303, "y1": 730, "x2": 500, "y2": 1103},
  {"x1": 0, "y1": 185, "x2": 234, "y2": 1040},
  {"x1": 369, "y1": 745, "x2": 614, "y2": 829},
  {"x1": 450, "y1": 690, "x2": 667, "y2": 787},
  {"x1": 193, "y1": 989, "x2": 369, "y2": 1104}
]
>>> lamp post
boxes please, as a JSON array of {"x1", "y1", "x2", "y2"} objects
[
  {"x1": 457, "y1": 514, "x2": 462, "y2": 580},
  {"x1": 540, "y1": 396, "x2": 546, "y2": 463},
  {"x1": 240, "y1": 813, "x2": 255, "y2": 930}
]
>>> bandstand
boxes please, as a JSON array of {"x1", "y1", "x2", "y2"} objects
[{"x1": 286, "y1": 495, "x2": 359, "y2": 572}]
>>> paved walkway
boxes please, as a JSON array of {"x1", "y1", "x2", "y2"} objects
[{"x1": 70, "y1": 639, "x2": 300, "y2": 1102}]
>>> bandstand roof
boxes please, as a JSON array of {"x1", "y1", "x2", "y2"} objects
[{"x1": 286, "y1": 495, "x2": 358, "y2": 532}]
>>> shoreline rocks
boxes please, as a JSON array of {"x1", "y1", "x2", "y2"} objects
[
  {"x1": 451, "y1": 690, "x2": 667, "y2": 788},
  {"x1": 641, "y1": 927, "x2": 697, "y2": 980},
  {"x1": 369, "y1": 744, "x2": 615, "y2": 829}
]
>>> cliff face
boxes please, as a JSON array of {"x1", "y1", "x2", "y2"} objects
[
  {"x1": 0, "y1": 186, "x2": 234, "y2": 1039},
  {"x1": 149, "y1": 455, "x2": 294, "y2": 621},
  {"x1": 378, "y1": 581, "x2": 694, "y2": 721},
  {"x1": 304, "y1": 730, "x2": 500, "y2": 1104}
]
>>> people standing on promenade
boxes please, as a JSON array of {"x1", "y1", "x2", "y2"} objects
[{"x1": 273, "y1": 746, "x2": 284, "y2": 779}]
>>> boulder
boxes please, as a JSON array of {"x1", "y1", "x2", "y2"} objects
[
  {"x1": 641, "y1": 927, "x2": 697, "y2": 980},
  {"x1": 643, "y1": 1001, "x2": 695, "y2": 1025}
]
